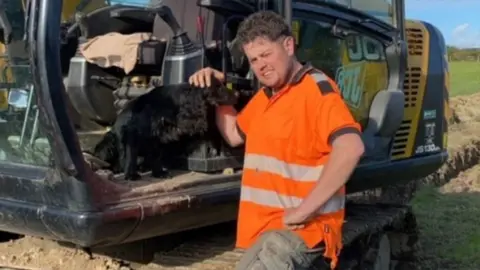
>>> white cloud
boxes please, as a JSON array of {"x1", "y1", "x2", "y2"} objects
[
  {"x1": 450, "y1": 23, "x2": 480, "y2": 48},
  {"x1": 453, "y1": 23, "x2": 470, "y2": 35}
]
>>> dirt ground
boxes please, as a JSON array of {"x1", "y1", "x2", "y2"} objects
[
  {"x1": 1, "y1": 94, "x2": 480, "y2": 270},
  {"x1": 446, "y1": 93, "x2": 480, "y2": 150}
]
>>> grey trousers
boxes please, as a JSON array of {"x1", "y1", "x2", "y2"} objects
[{"x1": 235, "y1": 230, "x2": 331, "y2": 270}]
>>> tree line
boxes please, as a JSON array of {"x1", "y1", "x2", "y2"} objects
[{"x1": 447, "y1": 46, "x2": 480, "y2": 61}]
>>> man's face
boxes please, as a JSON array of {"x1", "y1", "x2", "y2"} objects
[{"x1": 242, "y1": 36, "x2": 295, "y2": 89}]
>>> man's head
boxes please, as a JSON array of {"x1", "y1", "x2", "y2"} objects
[{"x1": 236, "y1": 11, "x2": 298, "y2": 89}]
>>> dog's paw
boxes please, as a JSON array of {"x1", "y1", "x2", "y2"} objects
[
  {"x1": 124, "y1": 172, "x2": 141, "y2": 181},
  {"x1": 152, "y1": 167, "x2": 171, "y2": 179}
]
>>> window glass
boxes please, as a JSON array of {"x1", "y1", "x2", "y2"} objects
[
  {"x1": 108, "y1": 0, "x2": 151, "y2": 7},
  {"x1": 306, "y1": 0, "x2": 395, "y2": 25},
  {"x1": 293, "y1": 17, "x2": 389, "y2": 128},
  {"x1": 0, "y1": 1, "x2": 53, "y2": 166}
]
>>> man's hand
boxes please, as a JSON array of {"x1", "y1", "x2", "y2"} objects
[
  {"x1": 283, "y1": 208, "x2": 311, "y2": 230},
  {"x1": 188, "y1": 67, "x2": 225, "y2": 87}
]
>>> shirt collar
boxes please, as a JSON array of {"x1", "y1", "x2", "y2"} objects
[{"x1": 262, "y1": 62, "x2": 314, "y2": 98}]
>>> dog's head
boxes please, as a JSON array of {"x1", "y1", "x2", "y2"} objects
[{"x1": 203, "y1": 77, "x2": 239, "y2": 106}]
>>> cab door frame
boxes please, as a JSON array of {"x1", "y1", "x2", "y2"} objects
[
  {"x1": 0, "y1": 0, "x2": 93, "y2": 207},
  {"x1": 0, "y1": 0, "x2": 100, "y2": 242},
  {"x1": 392, "y1": 0, "x2": 406, "y2": 40},
  {"x1": 0, "y1": 0, "x2": 88, "y2": 207},
  {"x1": 33, "y1": 0, "x2": 86, "y2": 180}
]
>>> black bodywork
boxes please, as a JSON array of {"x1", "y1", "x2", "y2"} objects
[{"x1": 0, "y1": 0, "x2": 447, "y2": 248}]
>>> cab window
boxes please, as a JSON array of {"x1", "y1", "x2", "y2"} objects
[
  {"x1": 307, "y1": 0, "x2": 395, "y2": 25},
  {"x1": 293, "y1": 17, "x2": 389, "y2": 128},
  {"x1": 0, "y1": 1, "x2": 54, "y2": 166}
]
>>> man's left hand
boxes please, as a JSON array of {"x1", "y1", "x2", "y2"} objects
[{"x1": 283, "y1": 208, "x2": 311, "y2": 230}]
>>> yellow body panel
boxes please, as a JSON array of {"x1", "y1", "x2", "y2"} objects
[
  {"x1": 0, "y1": 43, "x2": 14, "y2": 112},
  {"x1": 61, "y1": 0, "x2": 108, "y2": 23},
  {"x1": 335, "y1": 20, "x2": 435, "y2": 160},
  {"x1": 339, "y1": 48, "x2": 388, "y2": 128},
  {"x1": 390, "y1": 20, "x2": 430, "y2": 159}
]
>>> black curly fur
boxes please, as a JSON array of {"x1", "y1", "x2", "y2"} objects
[{"x1": 92, "y1": 81, "x2": 237, "y2": 180}]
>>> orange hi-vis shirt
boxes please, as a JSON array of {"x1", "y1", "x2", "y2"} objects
[{"x1": 235, "y1": 63, "x2": 362, "y2": 269}]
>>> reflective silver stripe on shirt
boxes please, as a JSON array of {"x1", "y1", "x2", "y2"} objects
[
  {"x1": 309, "y1": 71, "x2": 329, "y2": 83},
  {"x1": 243, "y1": 153, "x2": 324, "y2": 182},
  {"x1": 241, "y1": 186, "x2": 345, "y2": 214}
]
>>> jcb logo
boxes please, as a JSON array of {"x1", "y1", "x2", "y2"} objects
[{"x1": 335, "y1": 62, "x2": 365, "y2": 109}]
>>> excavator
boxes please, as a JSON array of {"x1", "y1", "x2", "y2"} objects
[{"x1": 0, "y1": 0, "x2": 449, "y2": 269}]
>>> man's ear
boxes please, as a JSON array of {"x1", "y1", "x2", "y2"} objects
[{"x1": 283, "y1": 36, "x2": 295, "y2": 56}]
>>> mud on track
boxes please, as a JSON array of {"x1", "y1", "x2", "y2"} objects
[{"x1": 1, "y1": 94, "x2": 480, "y2": 270}]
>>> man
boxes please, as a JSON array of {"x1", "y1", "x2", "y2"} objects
[{"x1": 188, "y1": 11, "x2": 364, "y2": 270}]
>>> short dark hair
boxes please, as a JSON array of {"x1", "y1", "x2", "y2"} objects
[{"x1": 236, "y1": 10, "x2": 292, "y2": 49}]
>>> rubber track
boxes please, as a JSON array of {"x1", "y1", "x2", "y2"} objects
[
  {"x1": 342, "y1": 203, "x2": 411, "y2": 245},
  {"x1": 148, "y1": 203, "x2": 414, "y2": 269}
]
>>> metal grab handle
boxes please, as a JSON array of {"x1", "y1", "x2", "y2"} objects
[{"x1": 0, "y1": 6, "x2": 12, "y2": 44}]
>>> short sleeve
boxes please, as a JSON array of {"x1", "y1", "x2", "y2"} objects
[
  {"x1": 236, "y1": 90, "x2": 265, "y2": 140},
  {"x1": 316, "y1": 92, "x2": 362, "y2": 147}
]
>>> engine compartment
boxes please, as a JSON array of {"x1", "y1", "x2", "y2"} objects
[{"x1": 62, "y1": 1, "x2": 258, "y2": 180}]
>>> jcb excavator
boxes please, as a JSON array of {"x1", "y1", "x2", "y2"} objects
[{"x1": 0, "y1": 0, "x2": 449, "y2": 269}]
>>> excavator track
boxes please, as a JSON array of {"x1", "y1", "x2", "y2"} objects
[
  {"x1": 145, "y1": 203, "x2": 418, "y2": 269},
  {"x1": 0, "y1": 203, "x2": 418, "y2": 270}
]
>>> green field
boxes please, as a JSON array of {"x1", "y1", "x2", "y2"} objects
[
  {"x1": 412, "y1": 187, "x2": 480, "y2": 269},
  {"x1": 449, "y1": 61, "x2": 480, "y2": 97}
]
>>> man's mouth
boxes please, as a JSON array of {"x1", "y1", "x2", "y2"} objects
[{"x1": 263, "y1": 71, "x2": 272, "y2": 77}]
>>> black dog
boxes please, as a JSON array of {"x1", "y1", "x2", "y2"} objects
[{"x1": 91, "y1": 80, "x2": 238, "y2": 180}]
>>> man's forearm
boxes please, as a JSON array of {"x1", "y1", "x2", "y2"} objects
[
  {"x1": 215, "y1": 105, "x2": 243, "y2": 147},
  {"x1": 296, "y1": 134, "x2": 364, "y2": 219}
]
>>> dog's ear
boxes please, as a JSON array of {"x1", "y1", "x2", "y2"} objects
[
  {"x1": 209, "y1": 74, "x2": 223, "y2": 88},
  {"x1": 209, "y1": 85, "x2": 238, "y2": 106}
]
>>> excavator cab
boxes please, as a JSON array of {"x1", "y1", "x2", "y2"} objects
[
  {"x1": 294, "y1": 2, "x2": 408, "y2": 165},
  {"x1": 0, "y1": 0, "x2": 449, "y2": 252}
]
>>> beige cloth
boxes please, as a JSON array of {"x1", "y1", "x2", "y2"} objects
[{"x1": 79, "y1": 32, "x2": 154, "y2": 74}]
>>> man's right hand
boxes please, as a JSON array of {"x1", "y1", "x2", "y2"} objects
[{"x1": 188, "y1": 67, "x2": 225, "y2": 88}]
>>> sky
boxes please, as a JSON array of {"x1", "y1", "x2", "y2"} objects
[{"x1": 406, "y1": 0, "x2": 480, "y2": 48}]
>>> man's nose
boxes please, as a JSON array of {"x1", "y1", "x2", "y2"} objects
[{"x1": 257, "y1": 60, "x2": 268, "y2": 71}]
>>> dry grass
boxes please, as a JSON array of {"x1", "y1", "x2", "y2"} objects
[{"x1": 447, "y1": 93, "x2": 480, "y2": 150}]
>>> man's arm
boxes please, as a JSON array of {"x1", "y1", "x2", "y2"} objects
[
  {"x1": 188, "y1": 67, "x2": 246, "y2": 147},
  {"x1": 294, "y1": 133, "x2": 364, "y2": 221},
  {"x1": 216, "y1": 105, "x2": 245, "y2": 147},
  {"x1": 215, "y1": 87, "x2": 263, "y2": 148}
]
